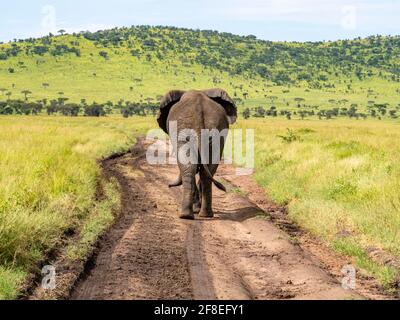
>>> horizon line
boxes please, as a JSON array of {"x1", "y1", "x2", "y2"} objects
[{"x1": 1, "y1": 24, "x2": 399, "y2": 44}]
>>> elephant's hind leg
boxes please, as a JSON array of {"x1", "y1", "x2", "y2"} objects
[
  {"x1": 199, "y1": 164, "x2": 218, "y2": 218},
  {"x1": 193, "y1": 180, "x2": 202, "y2": 214},
  {"x1": 180, "y1": 174, "x2": 196, "y2": 220}
]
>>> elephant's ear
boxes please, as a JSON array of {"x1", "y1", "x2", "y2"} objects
[
  {"x1": 203, "y1": 88, "x2": 237, "y2": 124},
  {"x1": 157, "y1": 90, "x2": 186, "y2": 133}
]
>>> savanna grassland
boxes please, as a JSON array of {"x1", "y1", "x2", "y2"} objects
[
  {"x1": 236, "y1": 119, "x2": 400, "y2": 288},
  {"x1": 0, "y1": 26, "x2": 400, "y2": 299},
  {"x1": 0, "y1": 116, "x2": 153, "y2": 299}
]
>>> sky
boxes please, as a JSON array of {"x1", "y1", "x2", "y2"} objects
[{"x1": 1, "y1": 0, "x2": 399, "y2": 42}]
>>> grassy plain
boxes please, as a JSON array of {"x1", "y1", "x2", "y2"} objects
[
  {"x1": 0, "y1": 116, "x2": 153, "y2": 299},
  {"x1": 1, "y1": 114, "x2": 400, "y2": 298},
  {"x1": 235, "y1": 118, "x2": 400, "y2": 287}
]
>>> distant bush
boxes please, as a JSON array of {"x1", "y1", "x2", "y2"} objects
[
  {"x1": 99, "y1": 51, "x2": 109, "y2": 59},
  {"x1": 32, "y1": 45, "x2": 49, "y2": 55},
  {"x1": 0, "y1": 99, "x2": 43, "y2": 115},
  {"x1": 84, "y1": 103, "x2": 106, "y2": 117},
  {"x1": 51, "y1": 45, "x2": 80, "y2": 57}
]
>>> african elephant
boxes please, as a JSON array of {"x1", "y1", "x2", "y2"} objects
[{"x1": 157, "y1": 89, "x2": 237, "y2": 220}]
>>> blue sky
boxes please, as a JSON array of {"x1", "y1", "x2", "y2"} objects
[{"x1": 1, "y1": 0, "x2": 399, "y2": 42}]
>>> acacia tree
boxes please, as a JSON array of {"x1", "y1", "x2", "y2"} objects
[
  {"x1": 21, "y1": 90, "x2": 32, "y2": 101},
  {"x1": 294, "y1": 97, "x2": 305, "y2": 107}
]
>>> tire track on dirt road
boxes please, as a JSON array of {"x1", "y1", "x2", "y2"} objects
[{"x1": 71, "y1": 139, "x2": 363, "y2": 300}]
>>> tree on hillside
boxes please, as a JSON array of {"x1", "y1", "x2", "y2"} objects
[
  {"x1": 294, "y1": 97, "x2": 305, "y2": 107},
  {"x1": 99, "y1": 51, "x2": 109, "y2": 59},
  {"x1": 299, "y1": 110, "x2": 308, "y2": 120},
  {"x1": 21, "y1": 90, "x2": 32, "y2": 101},
  {"x1": 58, "y1": 30, "x2": 66, "y2": 36},
  {"x1": 242, "y1": 108, "x2": 251, "y2": 119}
]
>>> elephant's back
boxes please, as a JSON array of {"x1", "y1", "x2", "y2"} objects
[
  {"x1": 168, "y1": 91, "x2": 229, "y2": 131},
  {"x1": 201, "y1": 98, "x2": 229, "y2": 131}
]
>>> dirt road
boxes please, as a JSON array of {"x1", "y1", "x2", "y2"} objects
[{"x1": 71, "y1": 138, "x2": 363, "y2": 300}]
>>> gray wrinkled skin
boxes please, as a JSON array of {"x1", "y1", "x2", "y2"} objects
[{"x1": 158, "y1": 89, "x2": 237, "y2": 220}]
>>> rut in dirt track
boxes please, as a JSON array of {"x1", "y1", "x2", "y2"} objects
[{"x1": 71, "y1": 139, "x2": 362, "y2": 300}]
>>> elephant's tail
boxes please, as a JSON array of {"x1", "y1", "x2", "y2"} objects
[
  {"x1": 196, "y1": 112, "x2": 227, "y2": 193},
  {"x1": 169, "y1": 175, "x2": 182, "y2": 188},
  {"x1": 201, "y1": 162, "x2": 227, "y2": 192},
  {"x1": 168, "y1": 164, "x2": 226, "y2": 193},
  {"x1": 198, "y1": 144, "x2": 227, "y2": 192}
]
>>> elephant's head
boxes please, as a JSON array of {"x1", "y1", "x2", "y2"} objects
[{"x1": 157, "y1": 88, "x2": 237, "y2": 134}]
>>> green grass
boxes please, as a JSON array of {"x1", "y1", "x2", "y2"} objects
[
  {"x1": 66, "y1": 178, "x2": 121, "y2": 261},
  {"x1": 2, "y1": 114, "x2": 400, "y2": 297},
  {"x1": 0, "y1": 267, "x2": 26, "y2": 300},
  {"x1": 234, "y1": 118, "x2": 400, "y2": 287},
  {"x1": 333, "y1": 238, "x2": 397, "y2": 289},
  {"x1": 0, "y1": 115, "x2": 153, "y2": 299}
]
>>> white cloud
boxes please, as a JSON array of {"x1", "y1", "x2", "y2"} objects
[
  {"x1": 227, "y1": 0, "x2": 344, "y2": 20},
  {"x1": 224, "y1": 0, "x2": 400, "y2": 28}
]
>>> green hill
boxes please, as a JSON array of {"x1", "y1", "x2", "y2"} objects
[{"x1": 0, "y1": 26, "x2": 399, "y2": 118}]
